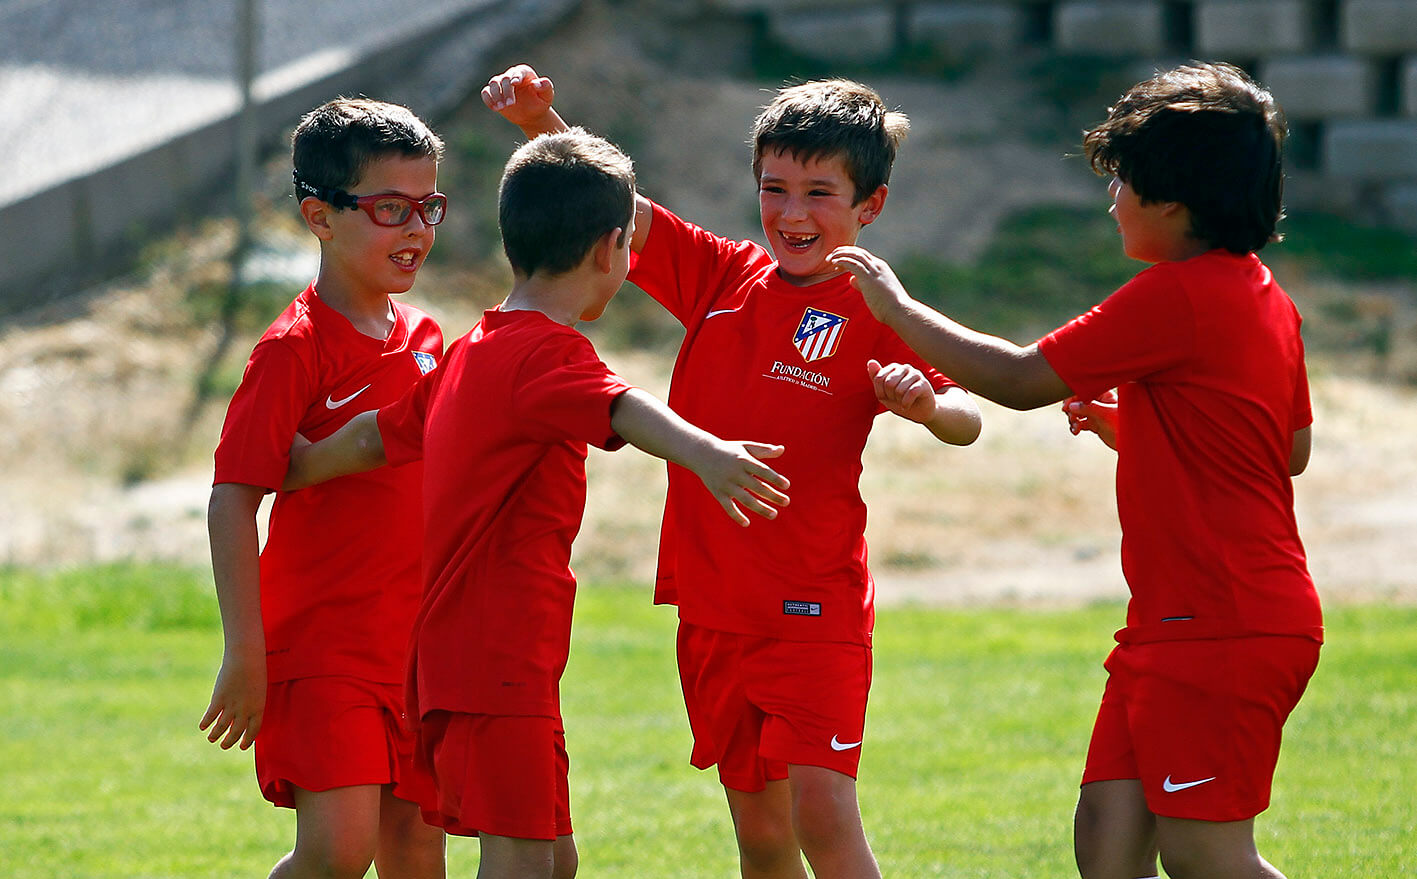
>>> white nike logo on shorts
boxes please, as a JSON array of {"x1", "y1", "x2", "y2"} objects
[
  {"x1": 830, "y1": 735, "x2": 862, "y2": 751},
  {"x1": 326, "y1": 384, "x2": 371, "y2": 409},
  {"x1": 1162, "y1": 774, "x2": 1217, "y2": 792}
]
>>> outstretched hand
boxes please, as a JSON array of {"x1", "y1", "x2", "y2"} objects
[
  {"x1": 482, "y1": 63, "x2": 558, "y2": 130},
  {"x1": 868, "y1": 359, "x2": 937, "y2": 424},
  {"x1": 1063, "y1": 390, "x2": 1119, "y2": 450},
  {"x1": 695, "y1": 441, "x2": 791, "y2": 527},
  {"x1": 828, "y1": 245, "x2": 912, "y2": 322}
]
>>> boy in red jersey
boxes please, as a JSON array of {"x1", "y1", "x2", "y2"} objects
[
  {"x1": 200, "y1": 98, "x2": 449, "y2": 879},
  {"x1": 483, "y1": 66, "x2": 981, "y2": 879},
  {"x1": 829, "y1": 63, "x2": 1319, "y2": 879},
  {"x1": 285, "y1": 128, "x2": 793, "y2": 879}
]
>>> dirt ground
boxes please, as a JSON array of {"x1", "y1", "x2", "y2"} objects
[{"x1": 3, "y1": 1, "x2": 1415, "y2": 608}]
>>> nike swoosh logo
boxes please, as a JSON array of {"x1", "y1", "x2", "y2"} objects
[
  {"x1": 325, "y1": 384, "x2": 371, "y2": 409},
  {"x1": 705, "y1": 308, "x2": 739, "y2": 319},
  {"x1": 830, "y1": 735, "x2": 862, "y2": 752},
  {"x1": 1162, "y1": 774, "x2": 1217, "y2": 792}
]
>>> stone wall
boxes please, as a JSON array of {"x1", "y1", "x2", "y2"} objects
[{"x1": 701, "y1": 0, "x2": 1417, "y2": 229}]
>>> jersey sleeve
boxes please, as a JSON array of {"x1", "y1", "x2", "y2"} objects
[
  {"x1": 512, "y1": 332, "x2": 633, "y2": 450},
  {"x1": 628, "y1": 200, "x2": 771, "y2": 324},
  {"x1": 378, "y1": 357, "x2": 443, "y2": 467},
  {"x1": 1037, "y1": 264, "x2": 1196, "y2": 401},
  {"x1": 212, "y1": 338, "x2": 314, "y2": 490}
]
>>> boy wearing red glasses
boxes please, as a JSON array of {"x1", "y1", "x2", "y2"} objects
[{"x1": 201, "y1": 97, "x2": 448, "y2": 879}]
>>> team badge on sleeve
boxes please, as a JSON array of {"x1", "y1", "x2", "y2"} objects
[
  {"x1": 793, "y1": 308, "x2": 847, "y2": 363},
  {"x1": 412, "y1": 350, "x2": 437, "y2": 375}
]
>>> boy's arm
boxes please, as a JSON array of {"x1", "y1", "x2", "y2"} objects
[
  {"x1": 199, "y1": 482, "x2": 268, "y2": 750},
  {"x1": 609, "y1": 388, "x2": 790, "y2": 526},
  {"x1": 867, "y1": 359, "x2": 981, "y2": 445},
  {"x1": 282, "y1": 410, "x2": 387, "y2": 491},
  {"x1": 484, "y1": 64, "x2": 654, "y2": 252},
  {"x1": 1289, "y1": 425, "x2": 1311, "y2": 476},
  {"x1": 831, "y1": 246, "x2": 1073, "y2": 411}
]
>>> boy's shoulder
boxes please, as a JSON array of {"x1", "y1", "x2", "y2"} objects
[{"x1": 257, "y1": 285, "x2": 323, "y2": 346}]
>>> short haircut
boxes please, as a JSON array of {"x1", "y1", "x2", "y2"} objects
[
  {"x1": 291, "y1": 97, "x2": 444, "y2": 193},
  {"x1": 498, "y1": 128, "x2": 636, "y2": 278},
  {"x1": 751, "y1": 79, "x2": 909, "y2": 205},
  {"x1": 1083, "y1": 62, "x2": 1286, "y2": 254}
]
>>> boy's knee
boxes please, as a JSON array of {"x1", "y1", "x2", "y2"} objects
[
  {"x1": 290, "y1": 842, "x2": 376, "y2": 879},
  {"x1": 791, "y1": 789, "x2": 865, "y2": 857},
  {"x1": 735, "y1": 813, "x2": 798, "y2": 871}
]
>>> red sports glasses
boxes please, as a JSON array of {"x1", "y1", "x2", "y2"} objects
[{"x1": 294, "y1": 173, "x2": 447, "y2": 226}]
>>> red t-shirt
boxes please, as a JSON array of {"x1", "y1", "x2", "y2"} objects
[
  {"x1": 378, "y1": 307, "x2": 632, "y2": 718},
  {"x1": 212, "y1": 283, "x2": 443, "y2": 683},
  {"x1": 628, "y1": 200, "x2": 957, "y2": 646},
  {"x1": 1038, "y1": 250, "x2": 1321, "y2": 645}
]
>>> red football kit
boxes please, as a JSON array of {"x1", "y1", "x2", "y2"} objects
[
  {"x1": 629, "y1": 200, "x2": 955, "y2": 646},
  {"x1": 378, "y1": 306, "x2": 631, "y2": 838},
  {"x1": 212, "y1": 282, "x2": 443, "y2": 803},
  {"x1": 628, "y1": 200, "x2": 957, "y2": 786},
  {"x1": 1038, "y1": 250, "x2": 1322, "y2": 819}
]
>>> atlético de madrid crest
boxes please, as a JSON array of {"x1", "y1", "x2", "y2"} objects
[
  {"x1": 412, "y1": 350, "x2": 437, "y2": 375},
  {"x1": 793, "y1": 307, "x2": 847, "y2": 363}
]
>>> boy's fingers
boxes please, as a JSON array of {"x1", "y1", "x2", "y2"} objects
[
  {"x1": 206, "y1": 711, "x2": 231, "y2": 743},
  {"x1": 744, "y1": 473, "x2": 789, "y2": 507},
  {"x1": 220, "y1": 723, "x2": 245, "y2": 750},
  {"x1": 732, "y1": 489, "x2": 778, "y2": 521},
  {"x1": 717, "y1": 497, "x2": 750, "y2": 528},
  {"x1": 743, "y1": 442, "x2": 786, "y2": 464},
  {"x1": 745, "y1": 459, "x2": 790, "y2": 492}
]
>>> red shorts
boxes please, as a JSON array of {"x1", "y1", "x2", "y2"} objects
[
  {"x1": 255, "y1": 675, "x2": 433, "y2": 809},
  {"x1": 416, "y1": 712, "x2": 572, "y2": 841},
  {"x1": 676, "y1": 622, "x2": 872, "y2": 792},
  {"x1": 1081, "y1": 636, "x2": 1320, "y2": 822}
]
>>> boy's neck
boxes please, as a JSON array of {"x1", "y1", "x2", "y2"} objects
[
  {"x1": 313, "y1": 274, "x2": 396, "y2": 340},
  {"x1": 501, "y1": 270, "x2": 597, "y2": 327}
]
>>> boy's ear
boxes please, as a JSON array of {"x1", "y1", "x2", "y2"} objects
[
  {"x1": 299, "y1": 197, "x2": 336, "y2": 241},
  {"x1": 591, "y1": 226, "x2": 624, "y2": 274},
  {"x1": 857, "y1": 185, "x2": 888, "y2": 226}
]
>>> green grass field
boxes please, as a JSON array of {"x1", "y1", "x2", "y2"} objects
[{"x1": 1, "y1": 564, "x2": 1412, "y2": 877}]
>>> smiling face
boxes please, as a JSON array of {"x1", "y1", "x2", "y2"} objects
[
  {"x1": 315, "y1": 154, "x2": 439, "y2": 302},
  {"x1": 758, "y1": 149, "x2": 886, "y2": 287}
]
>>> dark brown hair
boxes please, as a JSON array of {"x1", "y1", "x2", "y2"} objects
[
  {"x1": 752, "y1": 79, "x2": 909, "y2": 204},
  {"x1": 291, "y1": 97, "x2": 444, "y2": 194},
  {"x1": 1083, "y1": 62, "x2": 1286, "y2": 254},
  {"x1": 498, "y1": 128, "x2": 636, "y2": 278}
]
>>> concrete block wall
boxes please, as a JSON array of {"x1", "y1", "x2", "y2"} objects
[
  {"x1": 703, "y1": 0, "x2": 1417, "y2": 230},
  {"x1": 0, "y1": 0, "x2": 580, "y2": 313}
]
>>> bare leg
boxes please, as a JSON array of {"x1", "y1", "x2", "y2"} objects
[
  {"x1": 373, "y1": 786, "x2": 446, "y2": 879},
  {"x1": 475, "y1": 833, "x2": 556, "y2": 879},
  {"x1": 270, "y1": 785, "x2": 381, "y2": 879},
  {"x1": 788, "y1": 765, "x2": 880, "y2": 879},
  {"x1": 725, "y1": 780, "x2": 808, "y2": 879},
  {"x1": 551, "y1": 834, "x2": 578, "y2": 879},
  {"x1": 1074, "y1": 780, "x2": 1159, "y2": 879},
  {"x1": 1156, "y1": 815, "x2": 1286, "y2": 879}
]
